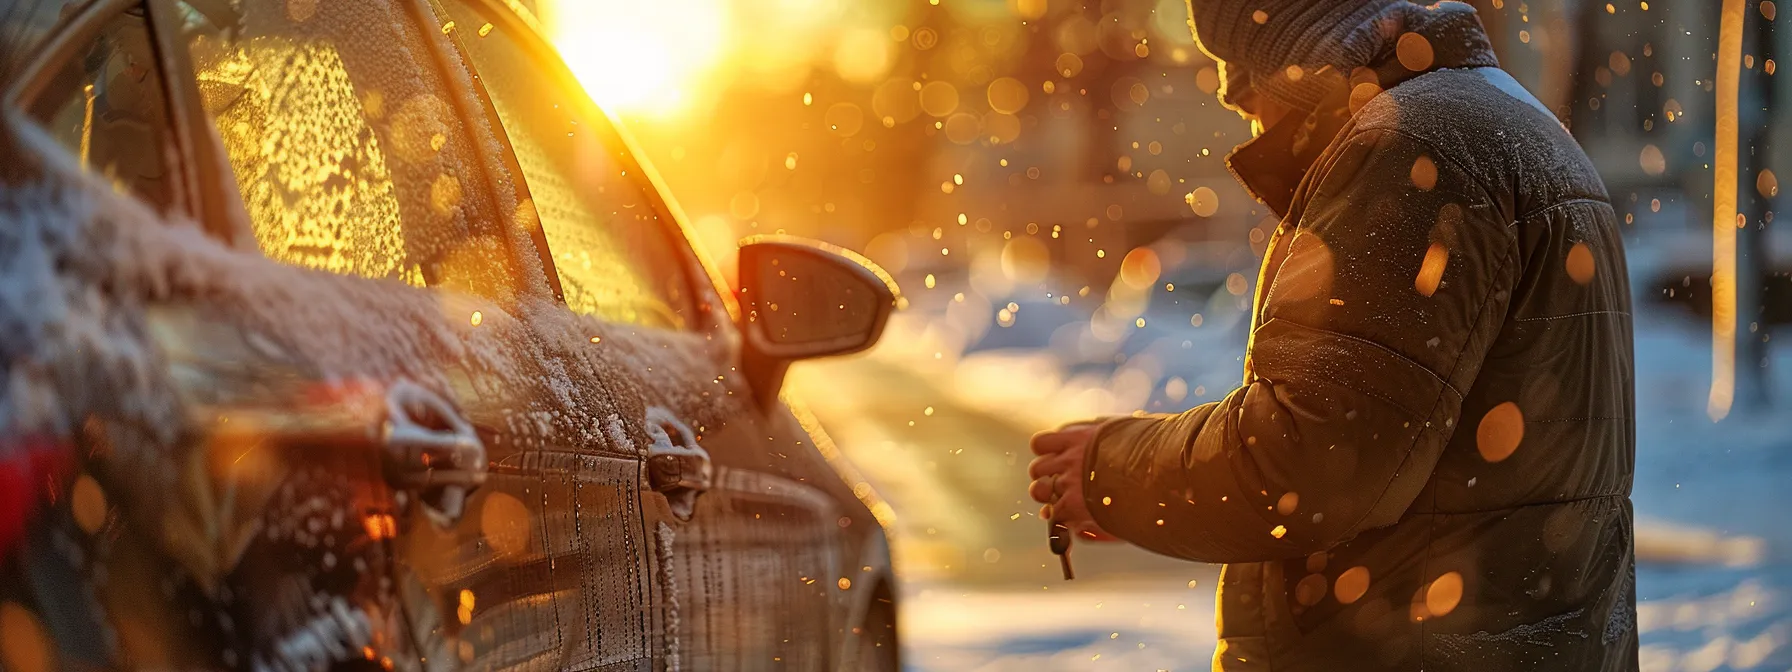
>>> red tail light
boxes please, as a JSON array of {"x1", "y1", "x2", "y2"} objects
[{"x1": 0, "y1": 433, "x2": 73, "y2": 556}]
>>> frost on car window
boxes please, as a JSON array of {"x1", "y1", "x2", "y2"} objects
[
  {"x1": 175, "y1": 0, "x2": 511, "y2": 294},
  {"x1": 190, "y1": 37, "x2": 410, "y2": 281},
  {"x1": 436, "y1": 0, "x2": 695, "y2": 330}
]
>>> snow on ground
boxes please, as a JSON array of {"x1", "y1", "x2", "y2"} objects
[
  {"x1": 1624, "y1": 309, "x2": 1792, "y2": 671},
  {"x1": 895, "y1": 574, "x2": 1792, "y2": 672},
  {"x1": 898, "y1": 577, "x2": 1220, "y2": 672}
]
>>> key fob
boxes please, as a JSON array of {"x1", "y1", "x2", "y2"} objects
[{"x1": 1049, "y1": 520, "x2": 1074, "y2": 580}]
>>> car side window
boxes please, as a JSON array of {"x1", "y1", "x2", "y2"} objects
[
  {"x1": 1, "y1": 1, "x2": 83, "y2": 49},
  {"x1": 172, "y1": 0, "x2": 514, "y2": 296},
  {"x1": 434, "y1": 0, "x2": 696, "y2": 330},
  {"x1": 22, "y1": 6, "x2": 180, "y2": 212}
]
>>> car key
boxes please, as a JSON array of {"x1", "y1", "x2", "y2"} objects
[{"x1": 1049, "y1": 520, "x2": 1074, "y2": 580}]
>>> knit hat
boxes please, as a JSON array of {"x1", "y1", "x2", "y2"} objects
[{"x1": 1188, "y1": 0, "x2": 1426, "y2": 113}]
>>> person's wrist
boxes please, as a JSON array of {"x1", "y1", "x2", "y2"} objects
[{"x1": 1079, "y1": 417, "x2": 1121, "y2": 526}]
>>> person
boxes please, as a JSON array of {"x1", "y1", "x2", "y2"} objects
[{"x1": 1026, "y1": 1, "x2": 1637, "y2": 669}]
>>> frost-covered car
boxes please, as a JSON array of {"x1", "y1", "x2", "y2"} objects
[{"x1": 0, "y1": 0, "x2": 900, "y2": 670}]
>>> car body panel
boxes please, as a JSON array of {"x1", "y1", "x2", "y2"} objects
[
  {"x1": 423, "y1": 1, "x2": 898, "y2": 668},
  {"x1": 0, "y1": 0, "x2": 896, "y2": 670}
]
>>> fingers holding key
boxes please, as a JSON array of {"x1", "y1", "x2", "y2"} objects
[
  {"x1": 1027, "y1": 452, "x2": 1076, "y2": 480},
  {"x1": 1029, "y1": 422, "x2": 1098, "y2": 455},
  {"x1": 1029, "y1": 430, "x2": 1069, "y2": 456},
  {"x1": 1027, "y1": 474, "x2": 1064, "y2": 504},
  {"x1": 1026, "y1": 419, "x2": 1117, "y2": 544},
  {"x1": 1039, "y1": 478, "x2": 1118, "y2": 542}
]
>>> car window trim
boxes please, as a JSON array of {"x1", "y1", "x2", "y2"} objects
[
  {"x1": 421, "y1": 0, "x2": 566, "y2": 305},
  {"x1": 141, "y1": 0, "x2": 230, "y2": 237},
  {"x1": 5, "y1": 0, "x2": 200, "y2": 220},
  {"x1": 396, "y1": 0, "x2": 553, "y2": 302},
  {"x1": 442, "y1": 0, "x2": 731, "y2": 335},
  {"x1": 4, "y1": 0, "x2": 122, "y2": 107}
]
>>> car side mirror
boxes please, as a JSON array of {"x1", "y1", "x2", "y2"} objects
[{"x1": 737, "y1": 235, "x2": 900, "y2": 406}]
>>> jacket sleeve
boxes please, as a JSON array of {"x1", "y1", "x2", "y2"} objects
[{"x1": 1083, "y1": 127, "x2": 1521, "y2": 563}]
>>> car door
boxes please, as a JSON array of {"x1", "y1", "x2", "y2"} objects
[
  {"x1": 425, "y1": 4, "x2": 890, "y2": 670},
  {"x1": 2, "y1": 0, "x2": 655, "y2": 670}
]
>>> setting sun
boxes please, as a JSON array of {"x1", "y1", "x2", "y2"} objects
[{"x1": 538, "y1": 0, "x2": 728, "y2": 114}]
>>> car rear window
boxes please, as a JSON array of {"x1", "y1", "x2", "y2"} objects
[
  {"x1": 18, "y1": 6, "x2": 179, "y2": 212},
  {"x1": 0, "y1": 0, "x2": 83, "y2": 56}
]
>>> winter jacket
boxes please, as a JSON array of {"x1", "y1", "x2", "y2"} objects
[{"x1": 1081, "y1": 9, "x2": 1637, "y2": 672}]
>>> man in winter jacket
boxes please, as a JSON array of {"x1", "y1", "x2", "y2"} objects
[{"x1": 1026, "y1": 1, "x2": 1638, "y2": 669}]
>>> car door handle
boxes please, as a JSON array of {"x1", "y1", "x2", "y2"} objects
[
  {"x1": 645, "y1": 407, "x2": 711, "y2": 522},
  {"x1": 380, "y1": 381, "x2": 488, "y2": 524},
  {"x1": 183, "y1": 380, "x2": 486, "y2": 583}
]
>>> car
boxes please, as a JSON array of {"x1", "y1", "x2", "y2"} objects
[
  {"x1": 955, "y1": 240, "x2": 1256, "y2": 413},
  {"x1": 0, "y1": 0, "x2": 901, "y2": 670}
]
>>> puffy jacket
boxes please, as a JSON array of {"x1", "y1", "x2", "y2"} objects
[{"x1": 1082, "y1": 8, "x2": 1637, "y2": 671}]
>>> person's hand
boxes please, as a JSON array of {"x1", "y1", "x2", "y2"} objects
[{"x1": 1027, "y1": 422, "x2": 1118, "y2": 542}]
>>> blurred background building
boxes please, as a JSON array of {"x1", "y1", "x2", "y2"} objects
[{"x1": 535, "y1": 0, "x2": 1790, "y2": 668}]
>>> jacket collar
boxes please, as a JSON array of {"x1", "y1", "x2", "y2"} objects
[{"x1": 1224, "y1": 2, "x2": 1499, "y2": 218}]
